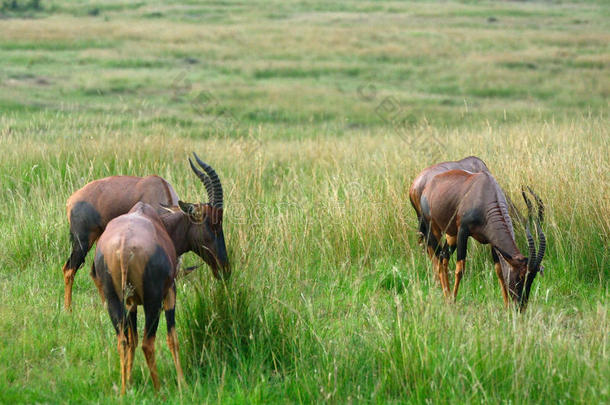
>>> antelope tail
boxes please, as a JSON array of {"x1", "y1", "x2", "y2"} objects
[{"x1": 117, "y1": 237, "x2": 134, "y2": 304}]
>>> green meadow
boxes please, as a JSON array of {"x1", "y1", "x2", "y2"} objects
[{"x1": 0, "y1": 0, "x2": 608, "y2": 403}]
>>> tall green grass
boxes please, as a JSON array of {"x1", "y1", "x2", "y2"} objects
[
  {"x1": 1, "y1": 122, "x2": 606, "y2": 402},
  {"x1": 0, "y1": 0, "x2": 608, "y2": 403}
]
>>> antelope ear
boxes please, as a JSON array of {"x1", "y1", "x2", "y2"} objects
[{"x1": 178, "y1": 200, "x2": 195, "y2": 215}]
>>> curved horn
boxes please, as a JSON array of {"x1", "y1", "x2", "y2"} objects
[
  {"x1": 522, "y1": 187, "x2": 537, "y2": 272},
  {"x1": 527, "y1": 186, "x2": 545, "y2": 223},
  {"x1": 189, "y1": 158, "x2": 214, "y2": 204},
  {"x1": 521, "y1": 186, "x2": 534, "y2": 218},
  {"x1": 527, "y1": 187, "x2": 546, "y2": 270},
  {"x1": 534, "y1": 228, "x2": 546, "y2": 270},
  {"x1": 193, "y1": 152, "x2": 224, "y2": 208},
  {"x1": 525, "y1": 223, "x2": 537, "y2": 272}
]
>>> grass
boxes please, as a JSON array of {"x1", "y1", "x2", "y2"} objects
[{"x1": 0, "y1": 0, "x2": 608, "y2": 403}]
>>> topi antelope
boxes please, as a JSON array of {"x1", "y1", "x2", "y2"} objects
[
  {"x1": 92, "y1": 156, "x2": 229, "y2": 393},
  {"x1": 410, "y1": 168, "x2": 546, "y2": 311},
  {"x1": 62, "y1": 153, "x2": 229, "y2": 310},
  {"x1": 63, "y1": 174, "x2": 178, "y2": 311}
]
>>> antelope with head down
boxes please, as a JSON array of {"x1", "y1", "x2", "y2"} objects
[
  {"x1": 62, "y1": 153, "x2": 228, "y2": 310},
  {"x1": 410, "y1": 165, "x2": 546, "y2": 311},
  {"x1": 63, "y1": 172, "x2": 178, "y2": 311},
  {"x1": 92, "y1": 156, "x2": 229, "y2": 393}
]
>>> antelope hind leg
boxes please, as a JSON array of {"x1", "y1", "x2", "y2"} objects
[{"x1": 164, "y1": 287, "x2": 185, "y2": 389}]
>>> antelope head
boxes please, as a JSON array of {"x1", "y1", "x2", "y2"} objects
[
  {"x1": 180, "y1": 153, "x2": 230, "y2": 280},
  {"x1": 504, "y1": 186, "x2": 546, "y2": 312}
]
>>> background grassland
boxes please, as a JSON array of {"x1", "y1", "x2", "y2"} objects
[{"x1": 0, "y1": 0, "x2": 608, "y2": 403}]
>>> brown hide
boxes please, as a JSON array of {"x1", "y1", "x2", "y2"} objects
[
  {"x1": 409, "y1": 156, "x2": 489, "y2": 214},
  {"x1": 95, "y1": 202, "x2": 185, "y2": 393},
  {"x1": 421, "y1": 169, "x2": 522, "y2": 261},
  {"x1": 66, "y1": 175, "x2": 179, "y2": 236},
  {"x1": 62, "y1": 175, "x2": 179, "y2": 310},
  {"x1": 414, "y1": 168, "x2": 544, "y2": 309},
  {"x1": 96, "y1": 203, "x2": 177, "y2": 305}
]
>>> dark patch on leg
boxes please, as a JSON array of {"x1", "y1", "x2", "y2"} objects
[
  {"x1": 63, "y1": 201, "x2": 104, "y2": 310},
  {"x1": 64, "y1": 232, "x2": 88, "y2": 271},
  {"x1": 165, "y1": 308, "x2": 176, "y2": 332},
  {"x1": 420, "y1": 195, "x2": 431, "y2": 219},
  {"x1": 96, "y1": 252, "x2": 126, "y2": 334},
  {"x1": 106, "y1": 289, "x2": 126, "y2": 336},
  {"x1": 143, "y1": 304, "x2": 162, "y2": 341},
  {"x1": 423, "y1": 228, "x2": 450, "y2": 296},
  {"x1": 142, "y1": 293, "x2": 162, "y2": 390},
  {"x1": 139, "y1": 245, "x2": 172, "y2": 390},
  {"x1": 425, "y1": 227, "x2": 445, "y2": 260},
  {"x1": 446, "y1": 243, "x2": 457, "y2": 258},
  {"x1": 455, "y1": 225, "x2": 470, "y2": 262},
  {"x1": 417, "y1": 214, "x2": 428, "y2": 244},
  {"x1": 126, "y1": 308, "x2": 138, "y2": 383},
  {"x1": 128, "y1": 309, "x2": 137, "y2": 337},
  {"x1": 452, "y1": 225, "x2": 470, "y2": 300},
  {"x1": 143, "y1": 245, "x2": 172, "y2": 314},
  {"x1": 439, "y1": 241, "x2": 455, "y2": 262},
  {"x1": 67, "y1": 201, "x2": 103, "y2": 270}
]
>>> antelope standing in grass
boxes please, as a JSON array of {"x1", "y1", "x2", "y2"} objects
[
  {"x1": 93, "y1": 156, "x2": 229, "y2": 393},
  {"x1": 63, "y1": 174, "x2": 179, "y2": 311},
  {"x1": 410, "y1": 168, "x2": 546, "y2": 311},
  {"x1": 62, "y1": 153, "x2": 228, "y2": 310}
]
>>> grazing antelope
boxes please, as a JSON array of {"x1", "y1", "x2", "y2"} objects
[
  {"x1": 93, "y1": 156, "x2": 229, "y2": 393},
  {"x1": 411, "y1": 169, "x2": 546, "y2": 311},
  {"x1": 63, "y1": 174, "x2": 179, "y2": 311}
]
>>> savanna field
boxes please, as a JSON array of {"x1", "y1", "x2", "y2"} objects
[{"x1": 0, "y1": 0, "x2": 608, "y2": 403}]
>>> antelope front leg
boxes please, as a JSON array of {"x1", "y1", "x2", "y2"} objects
[
  {"x1": 453, "y1": 260, "x2": 465, "y2": 301},
  {"x1": 452, "y1": 226, "x2": 469, "y2": 301},
  {"x1": 494, "y1": 263, "x2": 509, "y2": 307},
  {"x1": 439, "y1": 258, "x2": 451, "y2": 298},
  {"x1": 492, "y1": 248, "x2": 509, "y2": 307},
  {"x1": 90, "y1": 263, "x2": 106, "y2": 304}
]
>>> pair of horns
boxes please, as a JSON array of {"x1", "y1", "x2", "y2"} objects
[
  {"x1": 522, "y1": 186, "x2": 546, "y2": 273},
  {"x1": 189, "y1": 152, "x2": 224, "y2": 209}
]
